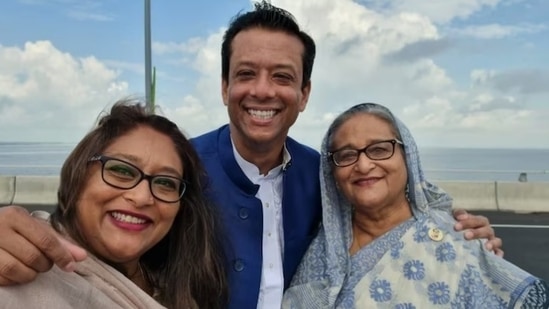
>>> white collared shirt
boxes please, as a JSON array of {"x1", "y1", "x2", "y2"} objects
[{"x1": 232, "y1": 141, "x2": 290, "y2": 309}]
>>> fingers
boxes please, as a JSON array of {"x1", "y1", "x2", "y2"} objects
[
  {"x1": 454, "y1": 213, "x2": 491, "y2": 237},
  {"x1": 463, "y1": 222, "x2": 495, "y2": 241},
  {"x1": 18, "y1": 215, "x2": 78, "y2": 272},
  {"x1": 0, "y1": 247, "x2": 41, "y2": 284},
  {"x1": 0, "y1": 231, "x2": 54, "y2": 273},
  {"x1": 453, "y1": 210, "x2": 504, "y2": 255},
  {"x1": 0, "y1": 276, "x2": 17, "y2": 286},
  {"x1": 59, "y1": 238, "x2": 87, "y2": 265},
  {"x1": 452, "y1": 209, "x2": 471, "y2": 232},
  {"x1": 460, "y1": 225, "x2": 503, "y2": 255},
  {"x1": 494, "y1": 248, "x2": 505, "y2": 257},
  {"x1": 0, "y1": 206, "x2": 77, "y2": 282},
  {"x1": 452, "y1": 208, "x2": 468, "y2": 219},
  {"x1": 484, "y1": 237, "x2": 504, "y2": 257}
]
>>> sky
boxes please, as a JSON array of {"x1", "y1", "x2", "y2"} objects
[{"x1": 1, "y1": 0, "x2": 548, "y2": 149}]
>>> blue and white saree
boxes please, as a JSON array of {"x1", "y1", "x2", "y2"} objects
[{"x1": 283, "y1": 115, "x2": 548, "y2": 308}]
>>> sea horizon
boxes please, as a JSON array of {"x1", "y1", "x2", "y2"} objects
[{"x1": 1, "y1": 142, "x2": 548, "y2": 182}]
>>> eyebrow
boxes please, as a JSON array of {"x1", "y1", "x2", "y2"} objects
[
  {"x1": 109, "y1": 153, "x2": 183, "y2": 178},
  {"x1": 234, "y1": 60, "x2": 298, "y2": 73}
]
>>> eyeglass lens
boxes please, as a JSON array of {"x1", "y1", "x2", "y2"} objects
[
  {"x1": 102, "y1": 159, "x2": 183, "y2": 202},
  {"x1": 333, "y1": 140, "x2": 396, "y2": 166}
]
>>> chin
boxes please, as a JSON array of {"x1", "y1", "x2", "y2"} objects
[{"x1": 105, "y1": 246, "x2": 143, "y2": 261}]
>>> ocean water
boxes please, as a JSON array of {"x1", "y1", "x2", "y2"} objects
[
  {"x1": 0, "y1": 142, "x2": 74, "y2": 176},
  {"x1": 1, "y1": 142, "x2": 548, "y2": 182}
]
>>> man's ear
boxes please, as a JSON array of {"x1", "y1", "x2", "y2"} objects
[
  {"x1": 299, "y1": 80, "x2": 312, "y2": 112},
  {"x1": 221, "y1": 79, "x2": 229, "y2": 106}
]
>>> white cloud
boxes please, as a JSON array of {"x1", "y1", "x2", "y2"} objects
[
  {"x1": 152, "y1": 31, "x2": 227, "y2": 138},
  {"x1": 357, "y1": 0, "x2": 502, "y2": 24},
  {"x1": 102, "y1": 59, "x2": 144, "y2": 76},
  {"x1": 0, "y1": 40, "x2": 128, "y2": 141},
  {"x1": 18, "y1": 0, "x2": 114, "y2": 22},
  {"x1": 145, "y1": 0, "x2": 549, "y2": 148},
  {"x1": 4, "y1": 0, "x2": 548, "y2": 149},
  {"x1": 454, "y1": 23, "x2": 547, "y2": 39}
]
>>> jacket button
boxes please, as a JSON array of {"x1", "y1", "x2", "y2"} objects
[
  {"x1": 234, "y1": 259, "x2": 245, "y2": 272},
  {"x1": 239, "y1": 208, "x2": 249, "y2": 219}
]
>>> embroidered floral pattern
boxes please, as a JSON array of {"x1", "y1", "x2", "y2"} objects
[
  {"x1": 450, "y1": 265, "x2": 507, "y2": 308},
  {"x1": 403, "y1": 260, "x2": 425, "y2": 281},
  {"x1": 413, "y1": 224, "x2": 429, "y2": 243},
  {"x1": 435, "y1": 242, "x2": 456, "y2": 262},
  {"x1": 395, "y1": 303, "x2": 416, "y2": 309},
  {"x1": 391, "y1": 241, "x2": 404, "y2": 259},
  {"x1": 428, "y1": 282, "x2": 451, "y2": 305},
  {"x1": 370, "y1": 279, "x2": 392, "y2": 302}
]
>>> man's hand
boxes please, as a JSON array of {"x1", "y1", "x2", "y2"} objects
[
  {"x1": 0, "y1": 206, "x2": 87, "y2": 285},
  {"x1": 453, "y1": 208, "x2": 504, "y2": 257}
]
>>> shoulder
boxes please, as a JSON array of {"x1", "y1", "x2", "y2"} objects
[
  {"x1": 191, "y1": 125, "x2": 227, "y2": 146},
  {"x1": 0, "y1": 266, "x2": 88, "y2": 308},
  {"x1": 191, "y1": 125, "x2": 229, "y2": 155}
]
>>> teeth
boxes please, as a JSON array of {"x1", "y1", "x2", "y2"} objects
[
  {"x1": 249, "y1": 109, "x2": 276, "y2": 119},
  {"x1": 110, "y1": 212, "x2": 147, "y2": 224}
]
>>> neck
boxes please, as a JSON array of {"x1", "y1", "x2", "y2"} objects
[
  {"x1": 124, "y1": 262, "x2": 153, "y2": 296},
  {"x1": 350, "y1": 198, "x2": 412, "y2": 255},
  {"x1": 230, "y1": 129, "x2": 285, "y2": 175}
]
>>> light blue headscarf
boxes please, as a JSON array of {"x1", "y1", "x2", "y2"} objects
[{"x1": 283, "y1": 103, "x2": 547, "y2": 308}]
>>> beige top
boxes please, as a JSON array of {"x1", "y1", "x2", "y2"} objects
[{"x1": 0, "y1": 254, "x2": 165, "y2": 309}]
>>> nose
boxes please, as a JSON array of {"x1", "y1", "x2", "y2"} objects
[
  {"x1": 354, "y1": 151, "x2": 375, "y2": 172},
  {"x1": 250, "y1": 73, "x2": 275, "y2": 100},
  {"x1": 124, "y1": 179, "x2": 154, "y2": 207}
]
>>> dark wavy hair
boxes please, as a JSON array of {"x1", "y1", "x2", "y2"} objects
[
  {"x1": 49, "y1": 99, "x2": 227, "y2": 309},
  {"x1": 221, "y1": 0, "x2": 316, "y2": 89}
]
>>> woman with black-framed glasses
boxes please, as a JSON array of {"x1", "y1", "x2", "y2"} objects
[
  {"x1": 88, "y1": 154, "x2": 187, "y2": 203},
  {"x1": 0, "y1": 99, "x2": 227, "y2": 309},
  {"x1": 284, "y1": 102, "x2": 548, "y2": 308}
]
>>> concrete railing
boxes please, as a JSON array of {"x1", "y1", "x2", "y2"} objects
[
  {"x1": 0, "y1": 176, "x2": 58, "y2": 208},
  {"x1": 430, "y1": 181, "x2": 548, "y2": 213},
  {"x1": 0, "y1": 176, "x2": 548, "y2": 213}
]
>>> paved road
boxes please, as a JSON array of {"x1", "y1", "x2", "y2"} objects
[{"x1": 475, "y1": 211, "x2": 549, "y2": 281}]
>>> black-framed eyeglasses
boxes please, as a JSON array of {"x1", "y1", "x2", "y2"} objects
[
  {"x1": 88, "y1": 155, "x2": 186, "y2": 203},
  {"x1": 328, "y1": 139, "x2": 403, "y2": 167}
]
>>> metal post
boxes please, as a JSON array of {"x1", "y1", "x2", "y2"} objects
[{"x1": 144, "y1": 0, "x2": 153, "y2": 111}]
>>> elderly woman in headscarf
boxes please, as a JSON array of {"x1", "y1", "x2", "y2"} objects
[{"x1": 283, "y1": 103, "x2": 548, "y2": 308}]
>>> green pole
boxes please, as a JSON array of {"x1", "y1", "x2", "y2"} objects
[{"x1": 144, "y1": 0, "x2": 153, "y2": 112}]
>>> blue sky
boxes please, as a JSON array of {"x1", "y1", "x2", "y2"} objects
[{"x1": 1, "y1": 0, "x2": 548, "y2": 148}]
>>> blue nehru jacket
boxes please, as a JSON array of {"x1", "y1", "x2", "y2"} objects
[{"x1": 191, "y1": 125, "x2": 322, "y2": 308}]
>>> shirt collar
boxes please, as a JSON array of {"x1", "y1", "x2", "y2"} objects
[{"x1": 231, "y1": 139, "x2": 292, "y2": 181}]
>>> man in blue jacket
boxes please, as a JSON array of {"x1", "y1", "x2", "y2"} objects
[
  {"x1": 190, "y1": 1, "x2": 501, "y2": 308},
  {"x1": 0, "y1": 1, "x2": 502, "y2": 308}
]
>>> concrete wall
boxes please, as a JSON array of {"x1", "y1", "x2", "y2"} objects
[
  {"x1": 496, "y1": 182, "x2": 549, "y2": 213},
  {"x1": 0, "y1": 176, "x2": 548, "y2": 213},
  {"x1": 436, "y1": 181, "x2": 498, "y2": 211},
  {"x1": 0, "y1": 176, "x2": 59, "y2": 211},
  {"x1": 435, "y1": 180, "x2": 549, "y2": 212}
]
